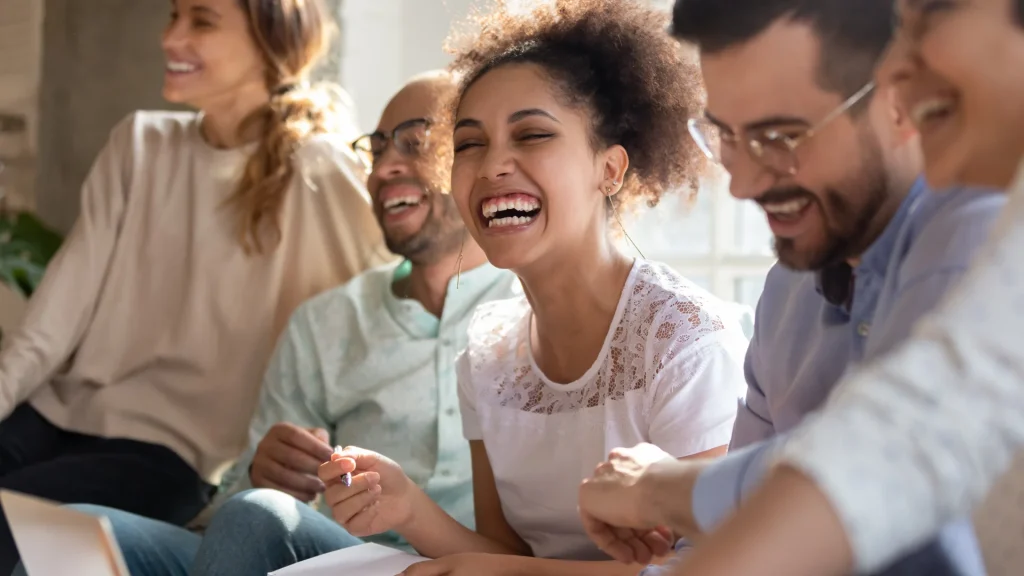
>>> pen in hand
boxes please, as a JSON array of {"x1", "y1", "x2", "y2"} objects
[{"x1": 334, "y1": 445, "x2": 352, "y2": 487}]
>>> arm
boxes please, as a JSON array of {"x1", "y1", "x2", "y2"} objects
[
  {"x1": 397, "y1": 440, "x2": 531, "y2": 558},
  {"x1": 0, "y1": 116, "x2": 134, "y2": 416},
  {"x1": 670, "y1": 176, "x2": 1024, "y2": 576}
]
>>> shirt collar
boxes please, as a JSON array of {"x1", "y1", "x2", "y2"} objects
[
  {"x1": 814, "y1": 177, "x2": 928, "y2": 306},
  {"x1": 384, "y1": 260, "x2": 511, "y2": 338}
]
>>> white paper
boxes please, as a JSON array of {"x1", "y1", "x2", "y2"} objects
[{"x1": 269, "y1": 543, "x2": 427, "y2": 576}]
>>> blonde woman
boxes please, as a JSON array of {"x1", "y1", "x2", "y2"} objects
[{"x1": 0, "y1": 0, "x2": 387, "y2": 571}]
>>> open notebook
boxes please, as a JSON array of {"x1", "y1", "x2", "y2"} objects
[
  {"x1": 269, "y1": 543, "x2": 426, "y2": 576},
  {"x1": 0, "y1": 490, "x2": 130, "y2": 576}
]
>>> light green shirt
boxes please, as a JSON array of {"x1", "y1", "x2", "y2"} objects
[{"x1": 218, "y1": 260, "x2": 519, "y2": 548}]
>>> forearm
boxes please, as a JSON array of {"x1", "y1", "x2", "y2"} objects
[
  {"x1": 507, "y1": 557, "x2": 649, "y2": 576},
  {"x1": 668, "y1": 466, "x2": 851, "y2": 576},
  {"x1": 399, "y1": 487, "x2": 522, "y2": 558},
  {"x1": 642, "y1": 459, "x2": 704, "y2": 539}
]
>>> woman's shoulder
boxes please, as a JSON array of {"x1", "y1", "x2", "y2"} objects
[
  {"x1": 627, "y1": 260, "x2": 748, "y2": 352},
  {"x1": 463, "y1": 295, "x2": 532, "y2": 364}
]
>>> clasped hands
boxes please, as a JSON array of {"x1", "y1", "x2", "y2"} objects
[{"x1": 579, "y1": 443, "x2": 701, "y2": 565}]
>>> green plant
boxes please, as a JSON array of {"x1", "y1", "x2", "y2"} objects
[{"x1": 0, "y1": 212, "x2": 63, "y2": 299}]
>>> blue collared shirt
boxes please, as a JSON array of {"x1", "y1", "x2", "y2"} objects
[{"x1": 664, "y1": 180, "x2": 1005, "y2": 575}]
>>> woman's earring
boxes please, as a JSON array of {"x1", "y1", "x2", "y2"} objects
[{"x1": 605, "y1": 182, "x2": 645, "y2": 259}]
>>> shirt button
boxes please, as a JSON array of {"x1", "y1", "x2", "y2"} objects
[
  {"x1": 857, "y1": 322, "x2": 870, "y2": 337},
  {"x1": 441, "y1": 469, "x2": 451, "y2": 477},
  {"x1": 446, "y1": 407, "x2": 457, "y2": 416}
]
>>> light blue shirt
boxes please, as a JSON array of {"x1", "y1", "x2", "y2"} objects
[
  {"x1": 647, "y1": 180, "x2": 1005, "y2": 575},
  {"x1": 217, "y1": 260, "x2": 519, "y2": 548}
]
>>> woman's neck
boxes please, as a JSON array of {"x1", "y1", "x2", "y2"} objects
[
  {"x1": 519, "y1": 239, "x2": 635, "y2": 384},
  {"x1": 199, "y1": 83, "x2": 270, "y2": 149}
]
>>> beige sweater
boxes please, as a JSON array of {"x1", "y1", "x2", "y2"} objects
[{"x1": 0, "y1": 111, "x2": 390, "y2": 482}]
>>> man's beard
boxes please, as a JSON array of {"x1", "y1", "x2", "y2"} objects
[
  {"x1": 772, "y1": 136, "x2": 891, "y2": 271},
  {"x1": 386, "y1": 193, "x2": 466, "y2": 264}
]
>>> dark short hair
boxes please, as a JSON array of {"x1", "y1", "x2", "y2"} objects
[{"x1": 671, "y1": 0, "x2": 893, "y2": 98}]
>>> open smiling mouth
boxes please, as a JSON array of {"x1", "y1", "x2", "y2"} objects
[
  {"x1": 481, "y1": 193, "x2": 542, "y2": 229},
  {"x1": 382, "y1": 194, "x2": 425, "y2": 215}
]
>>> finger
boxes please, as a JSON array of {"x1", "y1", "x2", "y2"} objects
[
  {"x1": 317, "y1": 448, "x2": 382, "y2": 483},
  {"x1": 580, "y1": 512, "x2": 636, "y2": 564},
  {"x1": 323, "y1": 470, "x2": 380, "y2": 504},
  {"x1": 267, "y1": 441, "x2": 327, "y2": 475},
  {"x1": 329, "y1": 483, "x2": 382, "y2": 525},
  {"x1": 277, "y1": 424, "x2": 334, "y2": 461},
  {"x1": 318, "y1": 455, "x2": 356, "y2": 483},
  {"x1": 639, "y1": 529, "x2": 673, "y2": 558},
  {"x1": 614, "y1": 527, "x2": 652, "y2": 565},
  {"x1": 309, "y1": 427, "x2": 330, "y2": 445},
  {"x1": 258, "y1": 458, "x2": 325, "y2": 495},
  {"x1": 399, "y1": 558, "x2": 448, "y2": 576}
]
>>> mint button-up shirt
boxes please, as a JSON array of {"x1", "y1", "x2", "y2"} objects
[{"x1": 218, "y1": 260, "x2": 519, "y2": 548}]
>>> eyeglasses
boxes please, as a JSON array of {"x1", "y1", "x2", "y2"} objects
[
  {"x1": 350, "y1": 118, "x2": 432, "y2": 170},
  {"x1": 687, "y1": 81, "x2": 876, "y2": 177}
]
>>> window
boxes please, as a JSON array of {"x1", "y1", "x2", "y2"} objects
[{"x1": 617, "y1": 170, "x2": 776, "y2": 313}]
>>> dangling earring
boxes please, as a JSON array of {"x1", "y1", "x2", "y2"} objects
[
  {"x1": 453, "y1": 229, "x2": 467, "y2": 289},
  {"x1": 606, "y1": 180, "x2": 645, "y2": 259}
]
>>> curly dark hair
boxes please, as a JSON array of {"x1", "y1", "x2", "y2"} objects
[{"x1": 440, "y1": 0, "x2": 707, "y2": 210}]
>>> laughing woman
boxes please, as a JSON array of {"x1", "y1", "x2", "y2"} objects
[
  {"x1": 317, "y1": 1, "x2": 749, "y2": 575},
  {"x1": 0, "y1": 0, "x2": 386, "y2": 571}
]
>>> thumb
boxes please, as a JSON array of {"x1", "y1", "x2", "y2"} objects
[{"x1": 334, "y1": 446, "x2": 383, "y2": 471}]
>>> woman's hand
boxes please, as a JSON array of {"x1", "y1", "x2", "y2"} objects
[
  {"x1": 398, "y1": 553, "x2": 516, "y2": 576},
  {"x1": 318, "y1": 446, "x2": 416, "y2": 537}
]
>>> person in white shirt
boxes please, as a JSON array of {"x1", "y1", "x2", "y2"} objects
[
  {"x1": 314, "y1": 1, "x2": 749, "y2": 575},
  {"x1": 581, "y1": 0, "x2": 1024, "y2": 575}
]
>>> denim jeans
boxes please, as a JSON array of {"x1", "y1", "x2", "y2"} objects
[
  {"x1": 12, "y1": 489, "x2": 361, "y2": 576},
  {"x1": 0, "y1": 404, "x2": 213, "y2": 575}
]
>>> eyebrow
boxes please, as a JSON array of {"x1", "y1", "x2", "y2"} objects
[
  {"x1": 705, "y1": 110, "x2": 810, "y2": 133},
  {"x1": 454, "y1": 108, "x2": 560, "y2": 131},
  {"x1": 191, "y1": 5, "x2": 221, "y2": 18}
]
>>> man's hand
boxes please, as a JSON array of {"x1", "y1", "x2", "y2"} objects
[
  {"x1": 250, "y1": 423, "x2": 334, "y2": 502},
  {"x1": 579, "y1": 443, "x2": 701, "y2": 563}
]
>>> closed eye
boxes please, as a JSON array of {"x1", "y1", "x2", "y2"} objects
[{"x1": 454, "y1": 141, "x2": 483, "y2": 153}]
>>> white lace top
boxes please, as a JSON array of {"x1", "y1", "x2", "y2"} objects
[{"x1": 457, "y1": 260, "x2": 749, "y2": 560}]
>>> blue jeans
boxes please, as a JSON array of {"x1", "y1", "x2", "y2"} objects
[{"x1": 12, "y1": 489, "x2": 361, "y2": 576}]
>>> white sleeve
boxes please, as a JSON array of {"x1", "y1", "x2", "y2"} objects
[
  {"x1": 648, "y1": 338, "x2": 747, "y2": 458},
  {"x1": 456, "y1": 350, "x2": 484, "y2": 441},
  {"x1": 778, "y1": 164, "x2": 1024, "y2": 573}
]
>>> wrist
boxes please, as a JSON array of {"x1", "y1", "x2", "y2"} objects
[
  {"x1": 394, "y1": 478, "x2": 432, "y2": 536},
  {"x1": 643, "y1": 459, "x2": 704, "y2": 537}
]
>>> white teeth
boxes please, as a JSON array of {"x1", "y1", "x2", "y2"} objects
[
  {"x1": 910, "y1": 98, "x2": 955, "y2": 128},
  {"x1": 762, "y1": 197, "x2": 811, "y2": 215},
  {"x1": 166, "y1": 61, "x2": 198, "y2": 73},
  {"x1": 383, "y1": 195, "x2": 422, "y2": 210},
  {"x1": 487, "y1": 215, "x2": 535, "y2": 228},
  {"x1": 482, "y1": 195, "x2": 540, "y2": 218}
]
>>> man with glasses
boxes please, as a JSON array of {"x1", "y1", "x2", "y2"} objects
[
  {"x1": 577, "y1": 1, "x2": 1002, "y2": 575},
  {"x1": 27, "y1": 71, "x2": 518, "y2": 576}
]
